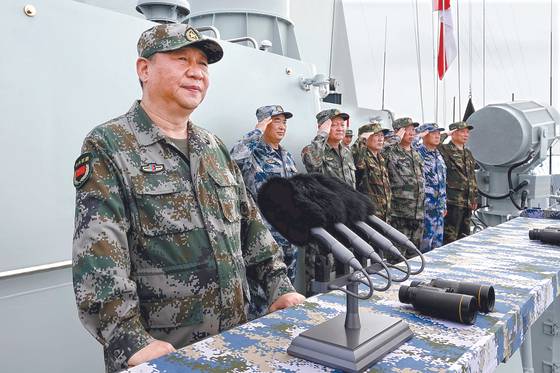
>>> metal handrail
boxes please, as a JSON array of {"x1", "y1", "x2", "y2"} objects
[
  {"x1": 196, "y1": 26, "x2": 221, "y2": 40},
  {"x1": 226, "y1": 37, "x2": 258, "y2": 49},
  {"x1": 0, "y1": 260, "x2": 72, "y2": 280}
]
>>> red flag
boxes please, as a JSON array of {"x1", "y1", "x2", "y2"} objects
[{"x1": 434, "y1": 0, "x2": 456, "y2": 79}]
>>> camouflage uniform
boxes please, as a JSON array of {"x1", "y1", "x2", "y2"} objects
[
  {"x1": 72, "y1": 25, "x2": 294, "y2": 373},
  {"x1": 414, "y1": 123, "x2": 447, "y2": 253},
  {"x1": 301, "y1": 109, "x2": 355, "y2": 295},
  {"x1": 301, "y1": 109, "x2": 356, "y2": 188},
  {"x1": 230, "y1": 105, "x2": 299, "y2": 318},
  {"x1": 352, "y1": 122, "x2": 392, "y2": 222},
  {"x1": 382, "y1": 118, "x2": 425, "y2": 254},
  {"x1": 438, "y1": 121, "x2": 478, "y2": 244}
]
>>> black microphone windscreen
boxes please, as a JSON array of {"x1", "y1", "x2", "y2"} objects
[
  {"x1": 310, "y1": 174, "x2": 375, "y2": 221},
  {"x1": 257, "y1": 174, "x2": 346, "y2": 245}
]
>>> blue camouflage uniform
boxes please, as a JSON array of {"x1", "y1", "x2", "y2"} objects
[
  {"x1": 414, "y1": 123, "x2": 447, "y2": 252},
  {"x1": 230, "y1": 105, "x2": 299, "y2": 318}
]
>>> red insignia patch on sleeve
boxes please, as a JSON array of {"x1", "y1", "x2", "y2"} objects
[{"x1": 73, "y1": 152, "x2": 93, "y2": 188}]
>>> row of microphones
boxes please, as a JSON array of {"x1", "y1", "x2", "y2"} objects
[{"x1": 257, "y1": 173, "x2": 424, "y2": 292}]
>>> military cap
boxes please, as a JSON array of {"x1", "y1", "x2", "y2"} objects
[
  {"x1": 417, "y1": 122, "x2": 444, "y2": 133},
  {"x1": 137, "y1": 24, "x2": 223, "y2": 63},
  {"x1": 449, "y1": 121, "x2": 474, "y2": 131},
  {"x1": 316, "y1": 109, "x2": 350, "y2": 125},
  {"x1": 392, "y1": 117, "x2": 418, "y2": 130},
  {"x1": 358, "y1": 122, "x2": 390, "y2": 136},
  {"x1": 256, "y1": 105, "x2": 293, "y2": 122},
  {"x1": 345, "y1": 129, "x2": 353, "y2": 136}
]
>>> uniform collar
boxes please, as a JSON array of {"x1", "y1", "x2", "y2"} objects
[
  {"x1": 261, "y1": 137, "x2": 285, "y2": 154},
  {"x1": 127, "y1": 101, "x2": 167, "y2": 147},
  {"x1": 127, "y1": 101, "x2": 212, "y2": 149}
]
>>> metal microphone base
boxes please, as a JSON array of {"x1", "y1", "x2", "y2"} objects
[{"x1": 287, "y1": 310, "x2": 413, "y2": 372}]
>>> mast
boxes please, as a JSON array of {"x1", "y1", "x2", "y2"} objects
[
  {"x1": 456, "y1": 0, "x2": 461, "y2": 117},
  {"x1": 413, "y1": 0, "x2": 425, "y2": 122},
  {"x1": 382, "y1": 16, "x2": 388, "y2": 110},
  {"x1": 549, "y1": 0, "x2": 554, "y2": 174},
  {"x1": 482, "y1": 0, "x2": 486, "y2": 106}
]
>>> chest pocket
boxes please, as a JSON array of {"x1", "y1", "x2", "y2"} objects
[
  {"x1": 207, "y1": 168, "x2": 241, "y2": 223},
  {"x1": 132, "y1": 171, "x2": 204, "y2": 236}
]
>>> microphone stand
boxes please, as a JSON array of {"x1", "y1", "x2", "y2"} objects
[{"x1": 288, "y1": 228, "x2": 414, "y2": 372}]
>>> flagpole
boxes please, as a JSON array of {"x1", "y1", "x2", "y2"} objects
[
  {"x1": 456, "y1": 0, "x2": 461, "y2": 117},
  {"x1": 432, "y1": 4, "x2": 437, "y2": 122},
  {"x1": 435, "y1": 9, "x2": 440, "y2": 124},
  {"x1": 442, "y1": 1, "x2": 447, "y2": 126},
  {"x1": 483, "y1": 0, "x2": 486, "y2": 106},
  {"x1": 468, "y1": 0, "x2": 472, "y2": 100},
  {"x1": 549, "y1": 0, "x2": 554, "y2": 174},
  {"x1": 413, "y1": 0, "x2": 425, "y2": 123},
  {"x1": 382, "y1": 16, "x2": 388, "y2": 110}
]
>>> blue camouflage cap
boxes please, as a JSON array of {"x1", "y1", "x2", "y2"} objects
[
  {"x1": 255, "y1": 105, "x2": 293, "y2": 122},
  {"x1": 137, "y1": 24, "x2": 223, "y2": 63},
  {"x1": 392, "y1": 117, "x2": 418, "y2": 130},
  {"x1": 416, "y1": 122, "x2": 444, "y2": 133},
  {"x1": 316, "y1": 109, "x2": 350, "y2": 125}
]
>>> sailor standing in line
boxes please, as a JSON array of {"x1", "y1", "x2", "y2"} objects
[
  {"x1": 230, "y1": 105, "x2": 300, "y2": 319},
  {"x1": 352, "y1": 121, "x2": 392, "y2": 223},
  {"x1": 438, "y1": 121, "x2": 478, "y2": 244},
  {"x1": 343, "y1": 128, "x2": 354, "y2": 147},
  {"x1": 300, "y1": 109, "x2": 356, "y2": 295},
  {"x1": 414, "y1": 123, "x2": 447, "y2": 253},
  {"x1": 382, "y1": 117, "x2": 425, "y2": 256}
]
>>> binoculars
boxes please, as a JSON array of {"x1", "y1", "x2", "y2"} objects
[
  {"x1": 528, "y1": 226, "x2": 560, "y2": 246},
  {"x1": 399, "y1": 279, "x2": 495, "y2": 325}
]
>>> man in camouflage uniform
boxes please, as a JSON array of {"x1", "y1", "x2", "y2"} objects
[
  {"x1": 382, "y1": 117, "x2": 425, "y2": 255},
  {"x1": 230, "y1": 105, "x2": 299, "y2": 318},
  {"x1": 72, "y1": 24, "x2": 303, "y2": 372},
  {"x1": 414, "y1": 123, "x2": 447, "y2": 252},
  {"x1": 438, "y1": 121, "x2": 478, "y2": 244},
  {"x1": 352, "y1": 122, "x2": 392, "y2": 222},
  {"x1": 300, "y1": 109, "x2": 355, "y2": 295},
  {"x1": 343, "y1": 128, "x2": 353, "y2": 147},
  {"x1": 301, "y1": 109, "x2": 356, "y2": 187}
]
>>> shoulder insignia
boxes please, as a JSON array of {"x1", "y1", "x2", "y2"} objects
[
  {"x1": 73, "y1": 152, "x2": 93, "y2": 189},
  {"x1": 141, "y1": 163, "x2": 165, "y2": 173}
]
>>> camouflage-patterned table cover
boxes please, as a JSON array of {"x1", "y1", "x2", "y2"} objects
[{"x1": 128, "y1": 217, "x2": 560, "y2": 373}]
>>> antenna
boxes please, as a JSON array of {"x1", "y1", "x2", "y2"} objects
[
  {"x1": 482, "y1": 0, "x2": 486, "y2": 106},
  {"x1": 549, "y1": 0, "x2": 554, "y2": 174},
  {"x1": 382, "y1": 16, "x2": 388, "y2": 110},
  {"x1": 456, "y1": 0, "x2": 462, "y2": 117},
  {"x1": 413, "y1": 0, "x2": 425, "y2": 122}
]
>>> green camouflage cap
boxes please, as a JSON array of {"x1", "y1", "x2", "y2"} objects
[
  {"x1": 345, "y1": 129, "x2": 353, "y2": 136},
  {"x1": 392, "y1": 117, "x2": 418, "y2": 130},
  {"x1": 449, "y1": 121, "x2": 474, "y2": 131},
  {"x1": 358, "y1": 122, "x2": 390, "y2": 136},
  {"x1": 256, "y1": 105, "x2": 293, "y2": 122},
  {"x1": 316, "y1": 109, "x2": 350, "y2": 125},
  {"x1": 137, "y1": 24, "x2": 223, "y2": 63}
]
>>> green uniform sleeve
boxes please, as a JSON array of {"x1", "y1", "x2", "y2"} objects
[
  {"x1": 72, "y1": 135, "x2": 153, "y2": 367},
  {"x1": 468, "y1": 151, "x2": 479, "y2": 206},
  {"x1": 301, "y1": 131, "x2": 329, "y2": 173}
]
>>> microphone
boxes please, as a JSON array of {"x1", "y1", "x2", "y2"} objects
[
  {"x1": 257, "y1": 175, "x2": 362, "y2": 272},
  {"x1": 309, "y1": 174, "x2": 418, "y2": 278},
  {"x1": 368, "y1": 214, "x2": 418, "y2": 255}
]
